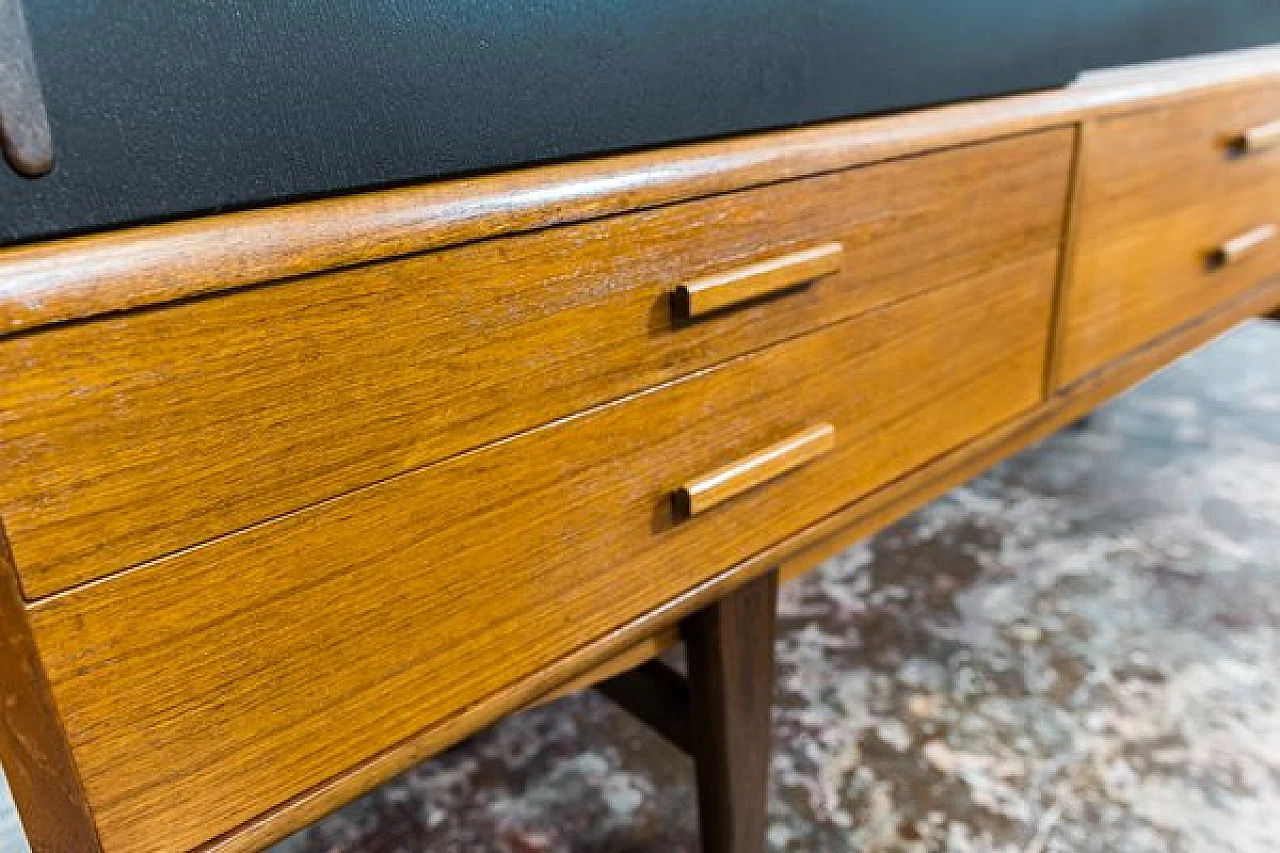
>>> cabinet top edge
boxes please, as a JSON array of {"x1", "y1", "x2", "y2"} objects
[{"x1": 0, "y1": 44, "x2": 1278, "y2": 338}]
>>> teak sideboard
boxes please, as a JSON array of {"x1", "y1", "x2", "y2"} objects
[{"x1": 3, "y1": 47, "x2": 1280, "y2": 853}]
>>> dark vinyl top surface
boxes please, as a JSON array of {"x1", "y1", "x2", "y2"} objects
[{"x1": 4, "y1": 1, "x2": 1280, "y2": 246}]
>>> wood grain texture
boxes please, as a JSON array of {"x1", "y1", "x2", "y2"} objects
[
  {"x1": 683, "y1": 569, "x2": 779, "y2": 853},
  {"x1": 0, "y1": 129, "x2": 1072, "y2": 600},
  {"x1": 785, "y1": 277, "x2": 1280, "y2": 585},
  {"x1": 1057, "y1": 84, "x2": 1280, "y2": 386},
  {"x1": 0, "y1": 46, "x2": 1278, "y2": 336},
  {"x1": 199, "y1": 275, "x2": 1280, "y2": 853},
  {"x1": 0, "y1": 526, "x2": 100, "y2": 853},
  {"x1": 5, "y1": 49, "x2": 1279, "y2": 853},
  {"x1": 28, "y1": 259, "x2": 1056, "y2": 853},
  {"x1": 533, "y1": 628, "x2": 680, "y2": 708}
]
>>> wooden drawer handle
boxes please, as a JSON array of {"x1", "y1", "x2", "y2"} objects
[
  {"x1": 1210, "y1": 223, "x2": 1277, "y2": 267},
  {"x1": 674, "y1": 423, "x2": 836, "y2": 518},
  {"x1": 1232, "y1": 119, "x2": 1280, "y2": 155},
  {"x1": 672, "y1": 243, "x2": 844, "y2": 321}
]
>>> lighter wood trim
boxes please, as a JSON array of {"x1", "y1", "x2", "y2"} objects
[
  {"x1": 3, "y1": 46, "x2": 1280, "y2": 336},
  {"x1": 1234, "y1": 117, "x2": 1280, "y2": 154},
  {"x1": 1212, "y1": 223, "x2": 1277, "y2": 267},
  {"x1": 672, "y1": 243, "x2": 843, "y2": 320},
  {"x1": 674, "y1": 424, "x2": 836, "y2": 518}
]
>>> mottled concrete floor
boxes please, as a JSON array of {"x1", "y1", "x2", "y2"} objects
[
  {"x1": 0, "y1": 769, "x2": 27, "y2": 853},
  {"x1": 2, "y1": 323, "x2": 1277, "y2": 853}
]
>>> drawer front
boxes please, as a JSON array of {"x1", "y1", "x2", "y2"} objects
[
  {"x1": 1058, "y1": 84, "x2": 1280, "y2": 386},
  {"x1": 30, "y1": 258, "x2": 1058, "y2": 852},
  {"x1": 0, "y1": 129, "x2": 1072, "y2": 599}
]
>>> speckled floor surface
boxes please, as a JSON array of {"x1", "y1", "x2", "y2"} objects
[
  {"x1": 0, "y1": 770, "x2": 25, "y2": 853},
  {"x1": 3, "y1": 323, "x2": 1278, "y2": 853}
]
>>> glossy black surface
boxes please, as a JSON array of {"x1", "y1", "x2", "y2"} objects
[{"x1": 4, "y1": 1, "x2": 1280, "y2": 245}]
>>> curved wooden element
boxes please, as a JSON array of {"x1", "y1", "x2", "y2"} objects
[
  {"x1": 675, "y1": 424, "x2": 836, "y2": 518},
  {"x1": 672, "y1": 243, "x2": 843, "y2": 321},
  {"x1": 1, "y1": 46, "x2": 1279, "y2": 336}
]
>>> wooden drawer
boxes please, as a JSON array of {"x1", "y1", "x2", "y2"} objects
[
  {"x1": 27, "y1": 256, "x2": 1058, "y2": 852},
  {"x1": 1057, "y1": 84, "x2": 1280, "y2": 386},
  {"x1": 0, "y1": 129, "x2": 1072, "y2": 599}
]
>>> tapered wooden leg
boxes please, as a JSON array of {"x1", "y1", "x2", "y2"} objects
[{"x1": 680, "y1": 570, "x2": 779, "y2": 853}]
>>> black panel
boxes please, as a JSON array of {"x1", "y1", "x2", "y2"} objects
[{"x1": 3, "y1": 1, "x2": 1280, "y2": 245}]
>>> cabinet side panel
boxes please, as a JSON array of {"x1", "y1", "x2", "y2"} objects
[{"x1": 0, "y1": 524, "x2": 100, "y2": 852}]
